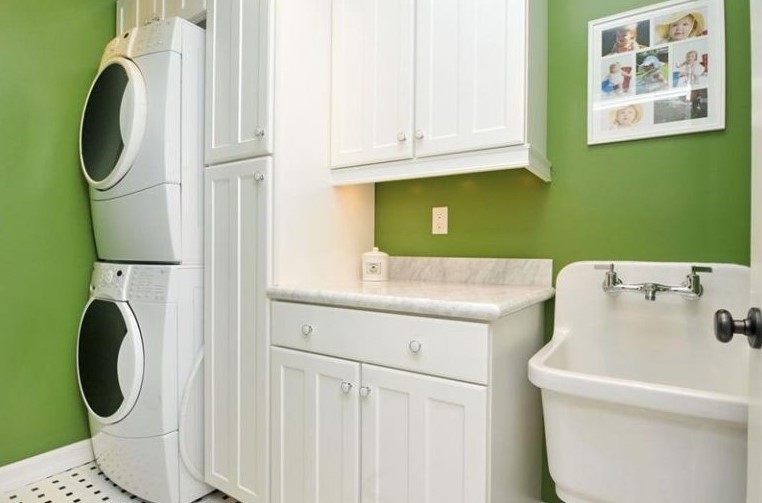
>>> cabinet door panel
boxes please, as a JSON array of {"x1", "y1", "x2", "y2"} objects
[
  {"x1": 271, "y1": 348, "x2": 360, "y2": 503},
  {"x1": 415, "y1": 0, "x2": 525, "y2": 158},
  {"x1": 361, "y1": 365, "x2": 487, "y2": 503},
  {"x1": 204, "y1": 158, "x2": 271, "y2": 502},
  {"x1": 206, "y1": 0, "x2": 273, "y2": 164},
  {"x1": 331, "y1": 0, "x2": 414, "y2": 168}
]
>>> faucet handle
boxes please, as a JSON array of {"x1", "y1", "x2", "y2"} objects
[{"x1": 691, "y1": 265, "x2": 713, "y2": 274}]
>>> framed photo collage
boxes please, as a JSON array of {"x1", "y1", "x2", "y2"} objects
[{"x1": 587, "y1": 0, "x2": 725, "y2": 145}]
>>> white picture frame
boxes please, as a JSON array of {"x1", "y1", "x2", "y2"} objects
[{"x1": 587, "y1": 0, "x2": 725, "y2": 145}]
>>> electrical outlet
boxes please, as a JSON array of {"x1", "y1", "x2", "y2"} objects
[{"x1": 432, "y1": 206, "x2": 448, "y2": 235}]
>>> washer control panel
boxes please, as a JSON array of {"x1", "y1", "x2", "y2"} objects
[
  {"x1": 128, "y1": 267, "x2": 170, "y2": 302},
  {"x1": 90, "y1": 263, "x2": 170, "y2": 302}
]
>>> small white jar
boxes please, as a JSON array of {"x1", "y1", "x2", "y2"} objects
[{"x1": 362, "y1": 247, "x2": 389, "y2": 282}]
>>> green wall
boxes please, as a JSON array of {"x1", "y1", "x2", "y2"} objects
[
  {"x1": 375, "y1": 1, "x2": 751, "y2": 501},
  {"x1": 0, "y1": 1, "x2": 112, "y2": 466}
]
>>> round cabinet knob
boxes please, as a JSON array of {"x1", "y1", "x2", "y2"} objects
[
  {"x1": 415, "y1": 130, "x2": 425, "y2": 140},
  {"x1": 408, "y1": 340, "x2": 422, "y2": 353},
  {"x1": 255, "y1": 128, "x2": 266, "y2": 138},
  {"x1": 301, "y1": 324, "x2": 314, "y2": 336},
  {"x1": 714, "y1": 308, "x2": 762, "y2": 349},
  {"x1": 341, "y1": 382, "x2": 353, "y2": 394},
  {"x1": 359, "y1": 386, "x2": 371, "y2": 397},
  {"x1": 397, "y1": 132, "x2": 408, "y2": 142},
  {"x1": 253, "y1": 172, "x2": 265, "y2": 182}
]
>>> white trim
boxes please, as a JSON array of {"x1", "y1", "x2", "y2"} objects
[
  {"x1": 330, "y1": 143, "x2": 552, "y2": 186},
  {"x1": 0, "y1": 439, "x2": 94, "y2": 494}
]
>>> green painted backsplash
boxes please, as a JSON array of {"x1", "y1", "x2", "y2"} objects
[
  {"x1": 0, "y1": 1, "x2": 112, "y2": 466},
  {"x1": 375, "y1": 1, "x2": 751, "y2": 501}
]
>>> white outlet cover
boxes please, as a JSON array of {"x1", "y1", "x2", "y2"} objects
[{"x1": 432, "y1": 206, "x2": 448, "y2": 234}]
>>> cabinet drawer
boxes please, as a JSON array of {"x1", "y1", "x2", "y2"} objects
[{"x1": 271, "y1": 301, "x2": 489, "y2": 384}]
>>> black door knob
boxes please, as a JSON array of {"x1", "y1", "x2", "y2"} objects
[{"x1": 714, "y1": 307, "x2": 762, "y2": 349}]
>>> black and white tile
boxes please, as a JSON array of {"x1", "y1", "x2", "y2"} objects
[{"x1": 1, "y1": 462, "x2": 237, "y2": 503}]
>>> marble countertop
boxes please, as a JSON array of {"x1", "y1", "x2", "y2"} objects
[
  {"x1": 267, "y1": 257, "x2": 555, "y2": 321},
  {"x1": 267, "y1": 281, "x2": 554, "y2": 321}
]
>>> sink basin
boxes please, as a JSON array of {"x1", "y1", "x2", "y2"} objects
[{"x1": 529, "y1": 261, "x2": 750, "y2": 503}]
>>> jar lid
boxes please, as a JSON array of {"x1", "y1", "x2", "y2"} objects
[{"x1": 363, "y1": 247, "x2": 389, "y2": 258}]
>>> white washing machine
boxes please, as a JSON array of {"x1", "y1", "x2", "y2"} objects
[
  {"x1": 76, "y1": 262, "x2": 211, "y2": 503},
  {"x1": 79, "y1": 18, "x2": 204, "y2": 264}
]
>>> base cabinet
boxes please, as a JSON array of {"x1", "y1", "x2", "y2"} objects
[
  {"x1": 270, "y1": 300, "x2": 544, "y2": 503},
  {"x1": 271, "y1": 348, "x2": 360, "y2": 503},
  {"x1": 360, "y1": 364, "x2": 487, "y2": 503},
  {"x1": 271, "y1": 347, "x2": 487, "y2": 503}
]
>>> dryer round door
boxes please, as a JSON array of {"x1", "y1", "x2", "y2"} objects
[
  {"x1": 79, "y1": 57, "x2": 147, "y2": 191},
  {"x1": 77, "y1": 298, "x2": 144, "y2": 424}
]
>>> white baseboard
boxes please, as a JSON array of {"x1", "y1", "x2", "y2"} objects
[{"x1": 0, "y1": 439, "x2": 94, "y2": 494}]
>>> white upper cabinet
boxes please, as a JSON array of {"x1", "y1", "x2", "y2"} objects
[
  {"x1": 330, "y1": 0, "x2": 415, "y2": 168},
  {"x1": 414, "y1": 0, "x2": 524, "y2": 158},
  {"x1": 116, "y1": 0, "x2": 206, "y2": 34},
  {"x1": 330, "y1": 0, "x2": 549, "y2": 185},
  {"x1": 205, "y1": 0, "x2": 273, "y2": 165}
]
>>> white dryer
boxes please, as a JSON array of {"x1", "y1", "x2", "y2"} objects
[
  {"x1": 79, "y1": 18, "x2": 204, "y2": 264},
  {"x1": 76, "y1": 262, "x2": 211, "y2": 503}
]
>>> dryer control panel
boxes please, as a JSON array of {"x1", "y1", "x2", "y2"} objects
[{"x1": 90, "y1": 263, "x2": 170, "y2": 302}]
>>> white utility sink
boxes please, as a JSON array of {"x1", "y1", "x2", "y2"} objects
[{"x1": 529, "y1": 261, "x2": 750, "y2": 503}]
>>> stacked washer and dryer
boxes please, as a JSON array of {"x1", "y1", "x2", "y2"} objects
[{"x1": 75, "y1": 17, "x2": 211, "y2": 503}]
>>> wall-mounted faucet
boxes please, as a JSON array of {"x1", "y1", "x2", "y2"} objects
[{"x1": 594, "y1": 264, "x2": 712, "y2": 301}]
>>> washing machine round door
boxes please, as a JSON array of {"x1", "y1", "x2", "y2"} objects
[
  {"x1": 77, "y1": 298, "x2": 144, "y2": 424},
  {"x1": 79, "y1": 57, "x2": 147, "y2": 191}
]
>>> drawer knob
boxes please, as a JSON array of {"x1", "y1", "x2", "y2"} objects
[
  {"x1": 408, "y1": 340, "x2": 422, "y2": 353},
  {"x1": 341, "y1": 382, "x2": 353, "y2": 394},
  {"x1": 301, "y1": 324, "x2": 314, "y2": 336},
  {"x1": 359, "y1": 386, "x2": 371, "y2": 397}
]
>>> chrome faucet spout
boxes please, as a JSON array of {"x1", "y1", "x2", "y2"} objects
[{"x1": 644, "y1": 284, "x2": 658, "y2": 301}]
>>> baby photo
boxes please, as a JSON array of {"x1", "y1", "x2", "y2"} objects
[
  {"x1": 652, "y1": 8, "x2": 708, "y2": 44},
  {"x1": 636, "y1": 47, "x2": 670, "y2": 94},
  {"x1": 606, "y1": 103, "x2": 648, "y2": 130},
  {"x1": 671, "y1": 39, "x2": 709, "y2": 87},
  {"x1": 653, "y1": 88, "x2": 709, "y2": 124},
  {"x1": 600, "y1": 56, "x2": 635, "y2": 98},
  {"x1": 601, "y1": 20, "x2": 650, "y2": 56}
]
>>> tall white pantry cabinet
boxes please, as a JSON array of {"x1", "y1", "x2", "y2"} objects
[{"x1": 203, "y1": 0, "x2": 374, "y2": 502}]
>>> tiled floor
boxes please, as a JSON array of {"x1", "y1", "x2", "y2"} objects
[{"x1": 1, "y1": 462, "x2": 238, "y2": 503}]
